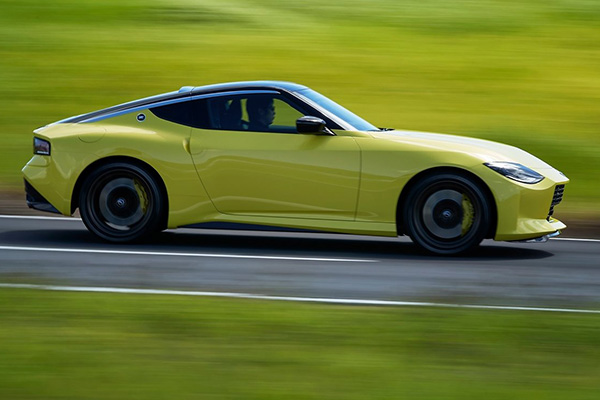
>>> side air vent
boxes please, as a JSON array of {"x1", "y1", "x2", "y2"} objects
[{"x1": 548, "y1": 184, "x2": 565, "y2": 219}]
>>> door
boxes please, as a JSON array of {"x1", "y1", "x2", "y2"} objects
[{"x1": 189, "y1": 92, "x2": 361, "y2": 221}]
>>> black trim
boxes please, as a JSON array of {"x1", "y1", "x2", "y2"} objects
[
  {"x1": 24, "y1": 179, "x2": 61, "y2": 214},
  {"x1": 181, "y1": 221, "x2": 324, "y2": 234},
  {"x1": 548, "y1": 184, "x2": 565, "y2": 219},
  {"x1": 58, "y1": 91, "x2": 191, "y2": 124}
]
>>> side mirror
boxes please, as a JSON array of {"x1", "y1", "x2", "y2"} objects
[{"x1": 296, "y1": 116, "x2": 334, "y2": 135}]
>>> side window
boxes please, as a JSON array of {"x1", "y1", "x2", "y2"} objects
[
  {"x1": 206, "y1": 96, "x2": 246, "y2": 131},
  {"x1": 270, "y1": 98, "x2": 304, "y2": 132},
  {"x1": 189, "y1": 98, "x2": 210, "y2": 129},
  {"x1": 150, "y1": 101, "x2": 192, "y2": 126},
  {"x1": 150, "y1": 99, "x2": 210, "y2": 129},
  {"x1": 204, "y1": 94, "x2": 308, "y2": 133},
  {"x1": 150, "y1": 94, "x2": 343, "y2": 132}
]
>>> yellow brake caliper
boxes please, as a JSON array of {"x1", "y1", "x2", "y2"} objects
[
  {"x1": 134, "y1": 179, "x2": 148, "y2": 214},
  {"x1": 461, "y1": 195, "x2": 474, "y2": 236}
]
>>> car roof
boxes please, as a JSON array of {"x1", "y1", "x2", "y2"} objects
[
  {"x1": 58, "y1": 81, "x2": 307, "y2": 124},
  {"x1": 190, "y1": 81, "x2": 307, "y2": 95}
]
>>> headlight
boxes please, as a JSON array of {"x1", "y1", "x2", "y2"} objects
[
  {"x1": 484, "y1": 162, "x2": 544, "y2": 184},
  {"x1": 33, "y1": 137, "x2": 51, "y2": 155}
]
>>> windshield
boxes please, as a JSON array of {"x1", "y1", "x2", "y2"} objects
[{"x1": 295, "y1": 89, "x2": 379, "y2": 131}]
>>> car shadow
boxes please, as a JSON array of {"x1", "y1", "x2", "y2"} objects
[
  {"x1": 154, "y1": 230, "x2": 555, "y2": 261},
  {"x1": 0, "y1": 228, "x2": 555, "y2": 261}
]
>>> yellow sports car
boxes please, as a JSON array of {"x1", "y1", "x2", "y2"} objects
[{"x1": 23, "y1": 81, "x2": 568, "y2": 255}]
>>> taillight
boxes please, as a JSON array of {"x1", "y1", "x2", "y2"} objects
[{"x1": 34, "y1": 137, "x2": 51, "y2": 155}]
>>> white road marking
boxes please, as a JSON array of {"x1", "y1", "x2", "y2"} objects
[
  {"x1": 0, "y1": 214, "x2": 81, "y2": 221},
  {"x1": 1, "y1": 283, "x2": 599, "y2": 314},
  {"x1": 0, "y1": 245, "x2": 375, "y2": 263},
  {"x1": 551, "y1": 238, "x2": 600, "y2": 243}
]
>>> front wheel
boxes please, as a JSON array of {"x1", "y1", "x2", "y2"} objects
[
  {"x1": 79, "y1": 163, "x2": 164, "y2": 242},
  {"x1": 402, "y1": 173, "x2": 492, "y2": 255}
]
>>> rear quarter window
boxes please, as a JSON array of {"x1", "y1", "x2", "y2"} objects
[{"x1": 150, "y1": 99, "x2": 209, "y2": 128}]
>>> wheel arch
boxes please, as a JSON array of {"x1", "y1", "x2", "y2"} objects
[
  {"x1": 396, "y1": 166, "x2": 497, "y2": 238},
  {"x1": 71, "y1": 156, "x2": 169, "y2": 230}
]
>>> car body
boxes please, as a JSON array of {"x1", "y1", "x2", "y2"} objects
[{"x1": 22, "y1": 81, "x2": 568, "y2": 254}]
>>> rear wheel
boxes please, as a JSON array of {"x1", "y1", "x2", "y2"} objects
[
  {"x1": 402, "y1": 173, "x2": 492, "y2": 255},
  {"x1": 79, "y1": 163, "x2": 164, "y2": 242}
]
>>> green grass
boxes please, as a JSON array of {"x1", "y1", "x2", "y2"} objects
[
  {"x1": 0, "y1": 288, "x2": 599, "y2": 399},
  {"x1": 1, "y1": 0, "x2": 599, "y2": 215}
]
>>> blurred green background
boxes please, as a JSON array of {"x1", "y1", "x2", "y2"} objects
[
  {"x1": 1, "y1": 288, "x2": 599, "y2": 399},
  {"x1": 1, "y1": 0, "x2": 599, "y2": 218}
]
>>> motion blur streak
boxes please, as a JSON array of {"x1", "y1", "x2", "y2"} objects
[{"x1": 1, "y1": 283, "x2": 599, "y2": 314}]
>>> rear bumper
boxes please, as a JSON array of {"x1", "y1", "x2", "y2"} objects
[
  {"x1": 24, "y1": 179, "x2": 60, "y2": 214},
  {"x1": 22, "y1": 155, "x2": 73, "y2": 216}
]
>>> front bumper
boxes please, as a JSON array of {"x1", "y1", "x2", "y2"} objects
[
  {"x1": 486, "y1": 166, "x2": 569, "y2": 241},
  {"x1": 513, "y1": 230, "x2": 561, "y2": 243}
]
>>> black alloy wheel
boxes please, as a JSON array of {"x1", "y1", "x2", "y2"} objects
[
  {"x1": 402, "y1": 173, "x2": 492, "y2": 255},
  {"x1": 79, "y1": 163, "x2": 164, "y2": 242}
]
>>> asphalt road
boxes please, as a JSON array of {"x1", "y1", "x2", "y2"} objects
[{"x1": 1, "y1": 215, "x2": 599, "y2": 308}]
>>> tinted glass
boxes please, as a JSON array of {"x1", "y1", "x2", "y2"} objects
[
  {"x1": 150, "y1": 101, "x2": 192, "y2": 126},
  {"x1": 151, "y1": 99, "x2": 210, "y2": 128},
  {"x1": 204, "y1": 94, "x2": 307, "y2": 133},
  {"x1": 272, "y1": 98, "x2": 304, "y2": 128},
  {"x1": 189, "y1": 99, "x2": 210, "y2": 128}
]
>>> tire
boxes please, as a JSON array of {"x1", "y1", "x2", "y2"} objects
[
  {"x1": 402, "y1": 173, "x2": 492, "y2": 255},
  {"x1": 79, "y1": 162, "x2": 164, "y2": 242}
]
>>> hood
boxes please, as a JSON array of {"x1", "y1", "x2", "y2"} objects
[{"x1": 371, "y1": 129, "x2": 556, "y2": 170}]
